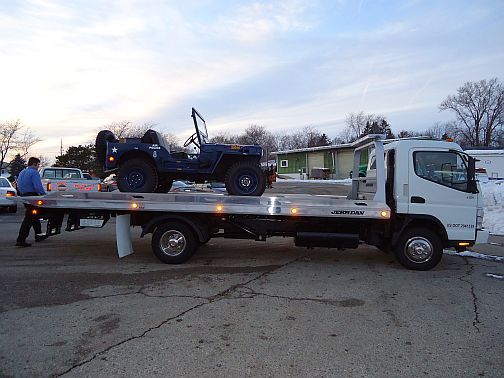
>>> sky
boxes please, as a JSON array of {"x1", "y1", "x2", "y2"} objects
[{"x1": 1, "y1": 0, "x2": 503, "y2": 160}]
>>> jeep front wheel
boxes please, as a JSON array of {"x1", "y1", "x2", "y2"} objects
[
  {"x1": 225, "y1": 161, "x2": 266, "y2": 196},
  {"x1": 117, "y1": 158, "x2": 158, "y2": 193}
]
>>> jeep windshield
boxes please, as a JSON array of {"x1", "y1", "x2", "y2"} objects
[{"x1": 191, "y1": 108, "x2": 209, "y2": 145}]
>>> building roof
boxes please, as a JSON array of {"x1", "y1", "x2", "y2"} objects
[{"x1": 272, "y1": 134, "x2": 385, "y2": 155}]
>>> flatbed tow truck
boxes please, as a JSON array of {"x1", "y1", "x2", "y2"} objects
[{"x1": 22, "y1": 136, "x2": 489, "y2": 270}]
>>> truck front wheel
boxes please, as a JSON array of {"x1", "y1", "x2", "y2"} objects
[
  {"x1": 117, "y1": 158, "x2": 158, "y2": 193},
  {"x1": 394, "y1": 227, "x2": 443, "y2": 270},
  {"x1": 225, "y1": 161, "x2": 266, "y2": 196},
  {"x1": 152, "y1": 222, "x2": 198, "y2": 264}
]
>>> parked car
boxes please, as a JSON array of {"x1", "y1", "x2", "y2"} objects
[
  {"x1": 102, "y1": 174, "x2": 118, "y2": 192},
  {"x1": 0, "y1": 177, "x2": 17, "y2": 213},
  {"x1": 206, "y1": 182, "x2": 227, "y2": 193},
  {"x1": 95, "y1": 108, "x2": 266, "y2": 196},
  {"x1": 40, "y1": 167, "x2": 101, "y2": 192},
  {"x1": 170, "y1": 181, "x2": 206, "y2": 193}
]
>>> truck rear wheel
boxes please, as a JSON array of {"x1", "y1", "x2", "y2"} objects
[
  {"x1": 152, "y1": 222, "x2": 197, "y2": 264},
  {"x1": 394, "y1": 227, "x2": 443, "y2": 270},
  {"x1": 95, "y1": 130, "x2": 117, "y2": 165},
  {"x1": 225, "y1": 161, "x2": 266, "y2": 196},
  {"x1": 117, "y1": 158, "x2": 158, "y2": 193}
]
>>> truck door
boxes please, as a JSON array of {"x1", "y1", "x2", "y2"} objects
[{"x1": 408, "y1": 149, "x2": 477, "y2": 241}]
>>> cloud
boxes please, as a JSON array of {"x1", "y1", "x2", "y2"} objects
[
  {"x1": 1, "y1": 0, "x2": 503, "y2": 161},
  {"x1": 209, "y1": 1, "x2": 317, "y2": 44}
]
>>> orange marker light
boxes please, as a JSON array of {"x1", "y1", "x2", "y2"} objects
[
  {"x1": 380, "y1": 210, "x2": 390, "y2": 218},
  {"x1": 131, "y1": 203, "x2": 139, "y2": 209},
  {"x1": 290, "y1": 208, "x2": 298, "y2": 215},
  {"x1": 47, "y1": 183, "x2": 52, "y2": 191},
  {"x1": 31, "y1": 209, "x2": 38, "y2": 215},
  {"x1": 458, "y1": 242, "x2": 470, "y2": 247},
  {"x1": 216, "y1": 205, "x2": 223, "y2": 212},
  {"x1": 37, "y1": 200, "x2": 44, "y2": 205},
  {"x1": 5, "y1": 191, "x2": 15, "y2": 197},
  {"x1": 108, "y1": 156, "x2": 115, "y2": 162}
]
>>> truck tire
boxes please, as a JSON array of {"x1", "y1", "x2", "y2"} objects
[
  {"x1": 95, "y1": 130, "x2": 117, "y2": 164},
  {"x1": 225, "y1": 161, "x2": 266, "y2": 196},
  {"x1": 394, "y1": 227, "x2": 443, "y2": 271},
  {"x1": 117, "y1": 158, "x2": 158, "y2": 193},
  {"x1": 152, "y1": 222, "x2": 198, "y2": 264}
]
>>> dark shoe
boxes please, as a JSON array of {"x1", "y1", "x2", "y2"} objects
[
  {"x1": 16, "y1": 241, "x2": 32, "y2": 247},
  {"x1": 35, "y1": 235, "x2": 48, "y2": 242}
]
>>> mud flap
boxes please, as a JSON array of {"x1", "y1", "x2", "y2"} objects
[{"x1": 116, "y1": 214, "x2": 133, "y2": 258}]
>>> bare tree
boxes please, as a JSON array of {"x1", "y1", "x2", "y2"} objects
[
  {"x1": 98, "y1": 121, "x2": 157, "y2": 139},
  {"x1": 1, "y1": 120, "x2": 40, "y2": 171},
  {"x1": 440, "y1": 78, "x2": 504, "y2": 147},
  {"x1": 343, "y1": 112, "x2": 387, "y2": 142},
  {"x1": 210, "y1": 132, "x2": 239, "y2": 144},
  {"x1": 0, "y1": 120, "x2": 19, "y2": 170},
  {"x1": 237, "y1": 125, "x2": 277, "y2": 162},
  {"x1": 37, "y1": 155, "x2": 53, "y2": 167},
  {"x1": 102, "y1": 121, "x2": 133, "y2": 139}
]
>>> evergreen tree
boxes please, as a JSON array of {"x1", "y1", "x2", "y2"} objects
[
  {"x1": 54, "y1": 144, "x2": 102, "y2": 175},
  {"x1": 9, "y1": 154, "x2": 26, "y2": 178}
]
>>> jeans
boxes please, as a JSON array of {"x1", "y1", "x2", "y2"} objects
[{"x1": 16, "y1": 192, "x2": 42, "y2": 243}]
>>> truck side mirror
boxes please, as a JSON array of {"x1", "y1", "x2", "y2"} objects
[{"x1": 467, "y1": 156, "x2": 479, "y2": 193}]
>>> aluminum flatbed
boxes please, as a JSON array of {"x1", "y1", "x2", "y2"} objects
[{"x1": 22, "y1": 191, "x2": 390, "y2": 219}]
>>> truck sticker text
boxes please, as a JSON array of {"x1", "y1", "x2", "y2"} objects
[
  {"x1": 447, "y1": 223, "x2": 475, "y2": 229},
  {"x1": 331, "y1": 210, "x2": 365, "y2": 215}
]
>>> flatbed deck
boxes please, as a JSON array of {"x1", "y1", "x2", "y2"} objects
[{"x1": 22, "y1": 191, "x2": 390, "y2": 220}]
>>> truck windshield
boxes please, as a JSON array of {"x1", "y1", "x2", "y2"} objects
[
  {"x1": 413, "y1": 151, "x2": 470, "y2": 192},
  {"x1": 191, "y1": 108, "x2": 209, "y2": 146}
]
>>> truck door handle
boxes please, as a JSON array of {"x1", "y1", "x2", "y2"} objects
[{"x1": 411, "y1": 196, "x2": 426, "y2": 204}]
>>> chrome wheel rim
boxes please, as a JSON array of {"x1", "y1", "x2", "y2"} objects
[
  {"x1": 240, "y1": 176, "x2": 252, "y2": 188},
  {"x1": 160, "y1": 230, "x2": 186, "y2": 256},
  {"x1": 404, "y1": 237, "x2": 434, "y2": 263}
]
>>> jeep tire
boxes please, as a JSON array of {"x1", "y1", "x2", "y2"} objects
[
  {"x1": 117, "y1": 158, "x2": 158, "y2": 193},
  {"x1": 95, "y1": 130, "x2": 117, "y2": 165},
  {"x1": 225, "y1": 161, "x2": 266, "y2": 196}
]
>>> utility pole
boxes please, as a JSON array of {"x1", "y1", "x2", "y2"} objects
[{"x1": 60, "y1": 139, "x2": 63, "y2": 156}]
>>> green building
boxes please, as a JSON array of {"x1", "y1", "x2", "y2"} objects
[{"x1": 273, "y1": 138, "x2": 373, "y2": 180}]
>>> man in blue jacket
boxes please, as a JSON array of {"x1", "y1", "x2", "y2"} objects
[{"x1": 16, "y1": 157, "x2": 47, "y2": 247}]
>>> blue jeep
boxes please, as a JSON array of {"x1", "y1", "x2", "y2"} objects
[{"x1": 95, "y1": 108, "x2": 266, "y2": 196}]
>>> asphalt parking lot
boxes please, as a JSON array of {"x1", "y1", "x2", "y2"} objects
[{"x1": 0, "y1": 182, "x2": 503, "y2": 377}]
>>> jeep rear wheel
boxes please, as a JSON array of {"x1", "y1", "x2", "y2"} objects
[
  {"x1": 225, "y1": 161, "x2": 266, "y2": 196},
  {"x1": 117, "y1": 158, "x2": 158, "y2": 193}
]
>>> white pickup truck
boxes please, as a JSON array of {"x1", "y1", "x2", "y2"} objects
[{"x1": 39, "y1": 167, "x2": 101, "y2": 192}]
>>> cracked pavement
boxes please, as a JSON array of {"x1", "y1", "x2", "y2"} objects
[{"x1": 1, "y1": 214, "x2": 503, "y2": 376}]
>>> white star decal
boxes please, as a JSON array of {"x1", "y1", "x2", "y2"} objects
[{"x1": 112, "y1": 147, "x2": 118, "y2": 153}]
